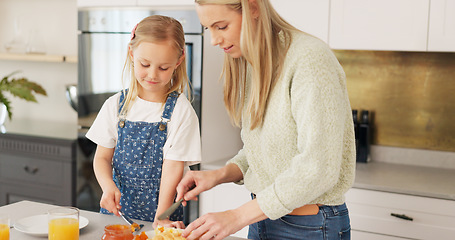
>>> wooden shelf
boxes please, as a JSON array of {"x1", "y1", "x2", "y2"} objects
[{"x1": 0, "y1": 52, "x2": 77, "y2": 63}]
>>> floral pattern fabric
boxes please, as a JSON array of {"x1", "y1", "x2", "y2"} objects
[{"x1": 100, "y1": 91, "x2": 183, "y2": 222}]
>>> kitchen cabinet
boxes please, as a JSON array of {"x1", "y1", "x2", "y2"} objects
[
  {"x1": 428, "y1": 0, "x2": 455, "y2": 51},
  {"x1": 329, "y1": 0, "x2": 430, "y2": 51},
  {"x1": 270, "y1": 0, "x2": 330, "y2": 43},
  {"x1": 137, "y1": 0, "x2": 194, "y2": 7},
  {"x1": 77, "y1": 0, "x2": 136, "y2": 7},
  {"x1": 346, "y1": 188, "x2": 455, "y2": 240},
  {"x1": 77, "y1": 0, "x2": 194, "y2": 8},
  {"x1": 0, "y1": 133, "x2": 76, "y2": 206},
  {"x1": 352, "y1": 230, "x2": 405, "y2": 240}
]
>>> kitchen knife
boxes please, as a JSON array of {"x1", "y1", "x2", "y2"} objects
[{"x1": 157, "y1": 198, "x2": 184, "y2": 220}]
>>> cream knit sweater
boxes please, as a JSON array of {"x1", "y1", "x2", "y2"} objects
[{"x1": 227, "y1": 31, "x2": 356, "y2": 220}]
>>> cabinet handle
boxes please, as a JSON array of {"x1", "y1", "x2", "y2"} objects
[
  {"x1": 391, "y1": 213, "x2": 413, "y2": 221},
  {"x1": 23, "y1": 166, "x2": 39, "y2": 175}
]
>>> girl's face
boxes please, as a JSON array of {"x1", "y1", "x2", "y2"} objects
[
  {"x1": 130, "y1": 41, "x2": 183, "y2": 101},
  {"x1": 196, "y1": 4, "x2": 243, "y2": 58}
]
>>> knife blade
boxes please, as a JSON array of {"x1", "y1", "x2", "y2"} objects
[{"x1": 157, "y1": 198, "x2": 184, "y2": 220}]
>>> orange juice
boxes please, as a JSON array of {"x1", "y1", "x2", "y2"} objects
[
  {"x1": 48, "y1": 218, "x2": 79, "y2": 240},
  {"x1": 0, "y1": 224, "x2": 9, "y2": 240}
]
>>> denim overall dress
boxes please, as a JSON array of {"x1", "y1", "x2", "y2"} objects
[{"x1": 100, "y1": 91, "x2": 184, "y2": 222}]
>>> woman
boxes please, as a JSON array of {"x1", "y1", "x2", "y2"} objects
[{"x1": 177, "y1": 0, "x2": 356, "y2": 239}]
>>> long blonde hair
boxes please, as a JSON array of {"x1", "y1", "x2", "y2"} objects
[
  {"x1": 120, "y1": 15, "x2": 190, "y2": 116},
  {"x1": 196, "y1": 0, "x2": 298, "y2": 129}
]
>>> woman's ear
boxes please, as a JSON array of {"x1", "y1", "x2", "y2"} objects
[{"x1": 248, "y1": 0, "x2": 259, "y2": 20}]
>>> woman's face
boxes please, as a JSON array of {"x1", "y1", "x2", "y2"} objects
[
  {"x1": 130, "y1": 41, "x2": 183, "y2": 101},
  {"x1": 196, "y1": 4, "x2": 243, "y2": 58}
]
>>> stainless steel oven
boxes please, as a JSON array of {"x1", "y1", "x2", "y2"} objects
[{"x1": 76, "y1": 7, "x2": 202, "y2": 224}]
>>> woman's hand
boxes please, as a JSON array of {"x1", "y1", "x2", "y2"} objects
[
  {"x1": 176, "y1": 169, "x2": 219, "y2": 206},
  {"x1": 153, "y1": 218, "x2": 185, "y2": 230},
  {"x1": 182, "y1": 210, "x2": 244, "y2": 240},
  {"x1": 99, "y1": 185, "x2": 121, "y2": 216},
  {"x1": 183, "y1": 199, "x2": 267, "y2": 240},
  {"x1": 176, "y1": 163, "x2": 244, "y2": 207}
]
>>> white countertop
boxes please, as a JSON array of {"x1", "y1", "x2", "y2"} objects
[
  {"x1": 0, "y1": 201, "x2": 247, "y2": 240},
  {"x1": 353, "y1": 161, "x2": 455, "y2": 200},
  {"x1": 2, "y1": 118, "x2": 77, "y2": 140},
  {"x1": 201, "y1": 159, "x2": 455, "y2": 201}
]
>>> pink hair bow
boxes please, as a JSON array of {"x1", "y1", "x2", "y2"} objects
[{"x1": 130, "y1": 23, "x2": 138, "y2": 40}]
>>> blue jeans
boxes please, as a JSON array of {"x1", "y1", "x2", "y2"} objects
[{"x1": 248, "y1": 203, "x2": 351, "y2": 240}]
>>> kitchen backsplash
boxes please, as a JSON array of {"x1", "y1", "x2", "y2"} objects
[{"x1": 335, "y1": 50, "x2": 455, "y2": 153}]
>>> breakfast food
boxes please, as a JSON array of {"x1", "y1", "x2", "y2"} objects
[
  {"x1": 151, "y1": 226, "x2": 186, "y2": 240},
  {"x1": 134, "y1": 231, "x2": 149, "y2": 240},
  {"x1": 131, "y1": 223, "x2": 141, "y2": 232}
]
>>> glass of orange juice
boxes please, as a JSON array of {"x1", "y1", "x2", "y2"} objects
[
  {"x1": 48, "y1": 207, "x2": 79, "y2": 240},
  {"x1": 0, "y1": 216, "x2": 9, "y2": 240}
]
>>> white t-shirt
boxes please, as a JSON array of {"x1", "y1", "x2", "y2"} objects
[{"x1": 86, "y1": 92, "x2": 201, "y2": 166}]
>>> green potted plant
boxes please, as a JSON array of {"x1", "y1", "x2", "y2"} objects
[{"x1": 0, "y1": 71, "x2": 47, "y2": 125}]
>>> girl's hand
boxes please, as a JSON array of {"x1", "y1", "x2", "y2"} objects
[
  {"x1": 153, "y1": 218, "x2": 185, "y2": 230},
  {"x1": 182, "y1": 210, "x2": 244, "y2": 240},
  {"x1": 99, "y1": 185, "x2": 121, "y2": 216}
]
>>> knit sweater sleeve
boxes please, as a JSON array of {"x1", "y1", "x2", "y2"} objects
[
  {"x1": 256, "y1": 36, "x2": 350, "y2": 219},
  {"x1": 226, "y1": 148, "x2": 248, "y2": 184}
]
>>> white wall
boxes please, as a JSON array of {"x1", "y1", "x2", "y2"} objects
[{"x1": 0, "y1": 0, "x2": 78, "y2": 124}]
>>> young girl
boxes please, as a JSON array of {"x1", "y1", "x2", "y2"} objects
[
  {"x1": 86, "y1": 15, "x2": 201, "y2": 228},
  {"x1": 177, "y1": 0, "x2": 355, "y2": 239}
]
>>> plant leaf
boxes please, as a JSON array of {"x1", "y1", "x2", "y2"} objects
[
  {"x1": 6, "y1": 80, "x2": 38, "y2": 102},
  {"x1": 14, "y1": 78, "x2": 47, "y2": 96},
  {"x1": 0, "y1": 92, "x2": 13, "y2": 120},
  {"x1": 0, "y1": 71, "x2": 47, "y2": 121}
]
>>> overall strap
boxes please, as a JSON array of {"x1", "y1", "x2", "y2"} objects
[
  {"x1": 161, "y1": 91, "x2": 180, "y2": 121},
  {"x1": 118, "y1": 89, "x2": 129, "y2": 115}
]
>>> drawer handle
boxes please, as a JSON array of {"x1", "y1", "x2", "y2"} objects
[
  {"x1": 24, "y1": 166, "x2": 39, "y2": 175},
  {"x1": 391, "y1": 213, "x2": 413, "y2": 221}
]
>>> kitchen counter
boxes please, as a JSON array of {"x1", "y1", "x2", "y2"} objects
[
  {"x1": 202, "y1": 159, "x2": 455, "y2": 201},
  {"x1": 0, "y1": 200, "x2": 247, "y2": 240},
  {"x1": 353, "y1": 161, "x2": 455, "y2": 201},
  {"x1": 1, "y1": 118, "x2": 77, "y2": 140}
]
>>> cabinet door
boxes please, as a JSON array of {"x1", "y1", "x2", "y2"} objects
[
  {"x1": 137, "y1": 0, "x2": 195, "y2": 6},
  {"x1": 329, "y1": 0, "x2": 429, "y2": 51},
  {"x1": 346, "y1": 188, "x2": 455, "y2": 240},
  {"x1": 352, "y1": 230, "x2": 406, "y2": 240},
  {"x1": 270, "y1": 0, "x2": 330, "y2": 43},
  {"x1": 77, "y1": 0, "x2": 136, "y2": 7},
  {"x1": 428, "y1": 0, "x2": 455, "y2": 51},
  {"x1": 0, "y1": 183, "x2": 70, "y2": 206}
]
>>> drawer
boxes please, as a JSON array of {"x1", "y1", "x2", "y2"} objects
[
  {"x1": 0, "y1": 182, "x2": 72, "y2": 206},
  {"x1": 0, "y1": 154, "x2": 65, "y2": 187},
  {"x1": 352, "y1": 230, "x2": 407, "y2": 240},
  {"x1": 346, "y1": 188, "x2": 455, "y2": 240}
]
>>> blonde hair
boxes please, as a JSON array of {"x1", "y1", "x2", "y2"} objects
[
  {"x1": 196, "y1": 0, "x2": 298, "y2": 129},
  {"x1": 120, "y1": 15, "x2": 190, "y2": 116}
]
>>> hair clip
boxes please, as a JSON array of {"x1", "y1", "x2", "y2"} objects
[{"x1": 130, "y1": 23, "x2": 138, "y2": 40}]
